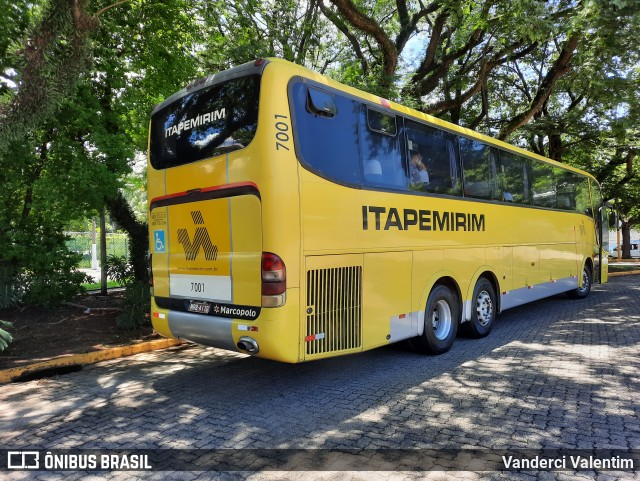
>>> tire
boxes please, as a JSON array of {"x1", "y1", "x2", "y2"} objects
[
  {"x1": 411, "y1": 284, "x2": 459, "y2": 355},
  {"x1": 461, "y1": 277, "x2": 496, "y2": 339},
  {"x1": 567, "y1": 263, "x2": 592, "y2": 299}
]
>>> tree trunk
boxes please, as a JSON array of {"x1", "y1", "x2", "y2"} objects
[
  {"x1": 100, "y1": 205, "x2": 108, "y2": 294},
  {"x1": 621, "y1": 221, "x2": 632, "y2": 259},
  {"x1": 105, "y1": 192, "x2": 148, "y2": 284},
  {"x1": 547, "y1": 131, "x2": 563, "y2": 161}
]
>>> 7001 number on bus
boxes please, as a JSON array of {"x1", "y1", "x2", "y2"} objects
[{"x1": 275, "y1": 114, "x2": 290, "y2": 151}]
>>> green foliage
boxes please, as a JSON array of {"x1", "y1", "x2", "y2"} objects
[
  {"x1": 121, "y1": 156, "x2": 148, "y2": 223},
  {"x1": 17, "y1": 235, "x2": 89, "y2": 308},
  {"x1": 332, "y1": 61, "x2": 398, "y2": 99},
  {"x1": 91, "y1": 0, "x2": 204, "y2": 149},
  {"x1": 0, "y1": 130, "x2": 102, "y2": 307},
  {"x1": 0, "y1": 320, "x2": 13, "y2": 352},
  {"x1": 199, "y1": 0, "x2": 336, "y2": 73},
  {"x1": 0, "y1": 0, "x2": 209, "y2": 301},
  {"x1": 105, "y1": 254, "x2": 134, "y2": 287},
  {"x1": 0, "y1": 0, "x2": 34, "y2": 80},
  {"x1": 0, "y1": 0, "x2": 99, "y2": 155},
  {"x1": 0, "y1": 153, "x2": 92, "y2": 305},
  {"x1": 116, "y1": 281, "x2": 151, "y2": 331}
]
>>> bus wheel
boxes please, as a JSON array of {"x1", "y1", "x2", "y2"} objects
[
  {"x1": 411, "y1": 284, "x2": 458, "y2": 355},
  {"x1": 567, "y1": 264, "x2": 592, "y2": 299},
  {"x1": 462, "y1": 277, "x2": 496, "y2": 339}
]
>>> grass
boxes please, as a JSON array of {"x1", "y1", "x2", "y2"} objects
[
  {"x1": 609, "y1": 264, "x2": 640, "y2": 273},
  {"x1": 83, "y1": 280, "x2": 122, "y2": 290}
]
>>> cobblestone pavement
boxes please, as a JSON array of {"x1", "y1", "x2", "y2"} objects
[{"x1": 1, "y1": 277, "x2": 639, "y2": 481}]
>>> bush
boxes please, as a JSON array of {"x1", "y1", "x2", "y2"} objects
[
  {"x1": 18, "y1": 246, "x2": 89, "y2": 308},
  {"x1": 116, "y1": 281, "x2": 151, "y2": 331},
  {"x1": 105, "y1": 254, "x2": 134, "y2": 286},
  {"x1": 1, "y1": 227, "x2": 88, "y2": 308},
  {"x1": 20, "y1": 268, "x2": 89, "y2": 308}
]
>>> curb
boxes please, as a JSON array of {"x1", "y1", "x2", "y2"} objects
[
  {"x1": 608, "y1": 270, "x2": 640, "y2": 277},
  {"x1": 0, "y1": 339, "x2": 183, "y2": 384}
]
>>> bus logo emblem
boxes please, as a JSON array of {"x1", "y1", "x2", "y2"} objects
[{"x1": 177, "y1": 211, "x2": 218, "y2": 261}]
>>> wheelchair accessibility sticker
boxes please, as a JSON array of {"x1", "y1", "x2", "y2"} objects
[{"x1": 154, "y1": 230, "x2": 166, "y2": 253}]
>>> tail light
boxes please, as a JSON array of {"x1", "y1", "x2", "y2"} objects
[{"x1": 262, "y1": 252, "x2": 286, "y2": 307}]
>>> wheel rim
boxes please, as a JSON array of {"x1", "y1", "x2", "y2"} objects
[
  {"x1": 578, "y1": 268, "x2": 590, "y2": 293},
  {"x1": 432, "y1": 299, "x2": 452, "y2": 340},
  {"x1": 475, "y1": 290, "x2": 493, "y2": 327}
]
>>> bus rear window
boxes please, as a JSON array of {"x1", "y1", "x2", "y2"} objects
[{"x1": 150, "y1": 75, "x2": 260, "y2": 169}]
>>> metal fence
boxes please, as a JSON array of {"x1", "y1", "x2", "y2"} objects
[{"x1": 65, "y1": 232, "x2": 130, "y2": 268}]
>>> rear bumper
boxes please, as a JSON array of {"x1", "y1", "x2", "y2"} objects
[
  {"x1": 151, "y1": 288, "x2": 301, "y2": 362},
  {"x1": 169, "y1": 310, "x2": 237, "y2": 351},
  {"x1": 151, "y1": 298, "x2": 236, "y2": 351}
]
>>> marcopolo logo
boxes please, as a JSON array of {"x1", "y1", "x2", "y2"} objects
[
  {"x1": 177, "y1": 211, "x2": 218, "y2": 261},
  {"x1": 213, "y1": 303, "x2": 259, "y2": 320}
]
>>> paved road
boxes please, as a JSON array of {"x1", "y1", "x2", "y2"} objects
[{"x1": 1, "y1": 277, "x2": 639, "y2": 480}]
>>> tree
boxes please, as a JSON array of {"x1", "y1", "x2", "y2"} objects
[
  {"x1": 0, "y1": 0, "x2": 130, "y2": 305},
  {"x1": 198, "y1": 0, "x2": 339, "y2": 72},
  {"x1": 0, "y1": 0, "x2": 207, "y2": 304},
  {"x1": 84, "y1": 0, "x2": 205, "y2": 283},
  {"x1": 318, "y1": 0, "x2": 639, "y2": 133},
  {"x1": 0, "y1": 0, "x2": 101, "y2": 155}
]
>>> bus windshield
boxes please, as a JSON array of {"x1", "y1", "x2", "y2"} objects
[{"x1": 149, "y1": 75, "x2": 260, "y2": 169}]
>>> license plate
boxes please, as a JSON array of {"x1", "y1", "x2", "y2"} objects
[{"x1": 188, "y1": 301, "x2": 211, "y2": 314}]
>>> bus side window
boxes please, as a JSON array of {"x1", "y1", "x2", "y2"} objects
[
  {"x1": 554, "y1": 168, "x2": 578, "y2": 211},
  {"x1": 405, "y1": 120, "x2": 461, "y2": 196},
  {"x1": 460, "y1": 138, "x2": 499, "y2": 200},
  {"x1": 531, "y1": 161, "x2": 557, "y2": 208},
  {"x1": 359, "y1": 107, "x2": 406, "y2": 190},
  {"x1": 590, "y1": 179, "x2": 602, "y2": 222},
  {"x1": 499, "y1": 151, "x2": 530, "y2": 204},
  {"x1": 292, "y1": 82, "x2": 362, "y2": 185},
  {"x1": 575, "y1": 175, "x2": 591, "y2": 216}
]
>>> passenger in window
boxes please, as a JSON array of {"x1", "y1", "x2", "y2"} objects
[{"x1": 409, "y1": 150, "x2": 429, "y2": 187}]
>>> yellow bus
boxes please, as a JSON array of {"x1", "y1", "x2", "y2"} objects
[{"x1": 148, "y1": 58, "x2": 609, "y2": 363}]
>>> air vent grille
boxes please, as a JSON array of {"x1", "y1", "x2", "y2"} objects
[{"x1": 305, "y1": 266, "x2": 362, "y2": 356}]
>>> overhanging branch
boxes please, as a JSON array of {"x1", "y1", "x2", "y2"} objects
[
  {"x1": 497, "y1": 33, "x2": 580, "y2": 141},
  {"x1": 329, "y1": 0, "x2": 397, "y2": 76}
]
